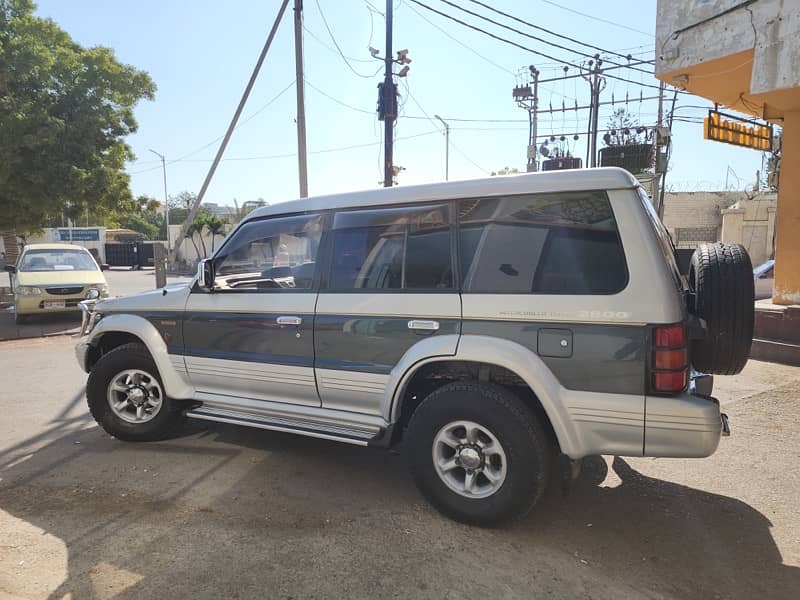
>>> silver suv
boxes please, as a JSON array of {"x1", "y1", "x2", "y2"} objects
[{"x1": 75, "y1": 168, "x2": 754, "y2": 525}]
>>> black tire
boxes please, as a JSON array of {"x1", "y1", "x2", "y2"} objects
[
  {"x1": 689, "y1": 242, "x2": 754, "y2": 375},
  {"x1": 405, "y1": 382, "x2": 550, "y2": 526},
  {"x1": 87, "y1": 342, "x2": 184, "y2": 441}
]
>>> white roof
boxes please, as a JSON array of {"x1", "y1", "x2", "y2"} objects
[{"x1": 248, "y1": 167, "x2": 638, "y2": 221}]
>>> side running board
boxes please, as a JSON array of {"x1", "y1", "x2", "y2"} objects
[{"x1": 185, "y1": 406, "x2": 375, "y2": 446}]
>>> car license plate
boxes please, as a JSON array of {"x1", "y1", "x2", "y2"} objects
[{"x1": 43, "y1": 300, "x2": 66, "y2": 309}]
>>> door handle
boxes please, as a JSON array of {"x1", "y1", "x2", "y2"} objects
[
  {"x1": 408, "y1": 319, "x2": 440, "y2": 332},
  {"x1": 277, "y1": 316, "x2": 302, "y2": 326}
]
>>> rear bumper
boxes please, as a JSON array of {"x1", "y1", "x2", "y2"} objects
[{"x1": 644, "y1": 393, "x2": 726, "y2": 458}]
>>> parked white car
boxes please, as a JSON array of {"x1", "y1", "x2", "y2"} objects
[{"x1": 754, "y1": 259, "x2": 775, "y2": 300}]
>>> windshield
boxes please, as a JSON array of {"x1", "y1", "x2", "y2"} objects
[{"x1": 19, "y1": 248, "x2": 98, "y2": 272}]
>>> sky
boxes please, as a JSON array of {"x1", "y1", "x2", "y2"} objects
[{"x1": 34, "y1": 0, "x2": 768, "y2": 208}]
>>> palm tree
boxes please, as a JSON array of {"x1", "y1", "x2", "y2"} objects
[
  {"x1": 185, "y1": 221, "x2": 202, "y2": 259},
  {"x1": 206, "y1": 215, "x2": 226, "y2": 253}
]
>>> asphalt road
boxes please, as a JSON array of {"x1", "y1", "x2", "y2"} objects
[{"x1": 0, "y1": 336, "x2": 799, "y2": 599}]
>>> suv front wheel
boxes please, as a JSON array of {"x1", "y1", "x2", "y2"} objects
[
  {"x1": 86, "y1": 342, "x2": 185, "y2": 442},
  {"x1": 405, "y1": 382, "x2": 550, "y2": 526}
]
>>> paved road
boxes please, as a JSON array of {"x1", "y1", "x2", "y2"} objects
[
  {"x1": 0, "y1": 269, "x2": 190, "y2": 341},
  {"x1": 0, "y1": 336, "x2": 798, "y2": 599}
]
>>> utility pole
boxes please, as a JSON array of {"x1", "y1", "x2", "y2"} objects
[
  {"x1": 512, "y1": 65, "x2": 539, "y2": 172},
  {"x1": 529, "y1": 67, "x2": 539, "y2": 172},
  {"x1": 582, "y1": 55, "x2": 605, "y2": 168},
  {"x1": 149, "y1": 149, "x2": 170, "y2": 251},
  {"x1": 652, "y1": 81, "x2": 665, "y2": 213},
  {"x1": 434, "y1": 114, "x2": 450, "y2": 180},
  {"x1": 379, "y1": 0, "x2": 396, "y2": 187},
  {"x1": 293, "y1": 0, "x2": 309, "y2": 197}
]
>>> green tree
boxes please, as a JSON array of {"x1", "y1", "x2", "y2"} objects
[
  {"x1": 205, "y1": 215, "x2": 226, "y2": 253},
  {"x1": 184, "y1": 210, "x2": 211, "y2": 258},
  {"x1": 0, "y1": 0, "x2": 156, "y2": 232},
  {"x1": 603, "y1": 107, "x2": 646, "y2": 146}
]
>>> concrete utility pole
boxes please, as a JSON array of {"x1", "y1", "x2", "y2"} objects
[
  {"x1": 652, "y1": 81, "x2": 665, "y2": 214},
  {"x1": 512, "y1": 65, "x2": 539, "y2": 172},
  {"x1": 434, "y1": 114, "x2": 450, "y2": 180},
  {"x1": 148, "y1": 149, "x2": 170, "y2": 251},
  {"x1": 169, "y1": 0, "x2": 290, "y2": 265},
  {"x1": 379, "y1": 0, "x2": 396, "y2": 187},
  {"x1": 582, "y1": 55, "x2": 605, "y2": 168},
  {"x1": 293, "y1": 0, "x2": 309, "y2": 198}
]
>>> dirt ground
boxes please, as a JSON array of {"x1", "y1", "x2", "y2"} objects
[{"x1": 1, "y1": 336, "x2": 798, "y2": 599}]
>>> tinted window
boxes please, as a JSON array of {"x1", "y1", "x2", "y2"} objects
[
  {"x1": 459, "y1": 192, "x2": 627, "y2": 294},
  {"x1": 329, "y1": 204, "x2": 452, "y2": 290},
  {"x1": 212, "y1": 214, "x2": 323, "y2": 290}
]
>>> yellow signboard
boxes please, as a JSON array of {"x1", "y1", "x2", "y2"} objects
[{"x1": 704, "y1": 110, "x2": 772, "y2": 151}]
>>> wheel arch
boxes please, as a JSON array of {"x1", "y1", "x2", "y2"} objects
[
  {"x1": 86, "y1": 314, "x2": 194, "y2": 399},
  {"x1": 387, "y1": 335, "x2": 580, "y2": 456}
]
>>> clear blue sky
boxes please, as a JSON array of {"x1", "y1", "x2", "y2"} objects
[{"x1": 35, "y1": 0, "x2": 766, "y2": 206}]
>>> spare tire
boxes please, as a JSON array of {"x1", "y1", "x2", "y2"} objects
[{"x1": 689, "y1": 242, "x2": 754, "y2": 375}]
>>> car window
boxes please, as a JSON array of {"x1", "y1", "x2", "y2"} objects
[
  {"x1": 19, "y1": 249, "x2": 98, "y2": 272},
  {"x1": 212, "y1": 214, "x2": 323, "y2": 291},
  {"x1": 329, "y1": 204, "x2": 452, "y2": 290},
  {"x1": 459, "y1": 191, "x2": 627, "y2": 294}
]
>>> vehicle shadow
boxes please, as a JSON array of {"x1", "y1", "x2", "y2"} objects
[{"x1": 0, "y1": 422, "x2": 797, "y2": 599}]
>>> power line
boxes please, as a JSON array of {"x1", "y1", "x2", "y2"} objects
[
  {"x1": 129, "y1": 131, "x2": 440, "y2": 173},
  {"x1": 538, "y1": 0, "x2": 655, "y2": 38},
  {"x1": 400, "y1": 80, "x2": 489, "y2": 174},
  {"x1": 465, "y1": 0, "x2": 654, "y2": 64},
  {"x1": 409, "y1": 0, "x2": 673, "y2": 96},
  {"x1": 128, "y1": 81, "x2": 296, "y2": 174},
  {"x1": 405, "y1": 1, "x2": 514, "y2": 75},
  {"x1": 442, "y1": 0, "x2": 654, "y2": 73},
  {"x1": 302, "y1": 24, "x2": 378, "y2": 64},
  {"x1": 304, "y1": 79, "x2": 376, "y2": 115},
  {"x1": 407, "y1": 0, "x2": 580, "y2": 69},
  {"x1": 313, "y1": 0, "x2": 380, "y2": 78}
]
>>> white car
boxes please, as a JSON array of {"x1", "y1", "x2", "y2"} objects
[{"x1": 754, "y1": 259, "x2": 775, "y2": 300}]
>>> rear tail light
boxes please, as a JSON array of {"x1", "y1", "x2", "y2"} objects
[{"x1": 652, "y1": 324, "x2": 688, "y2": 394}]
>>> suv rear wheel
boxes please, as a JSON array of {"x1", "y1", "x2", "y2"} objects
[
  {"x1": 405, "y1": 382, "x2": 550, "y2": 526},
  {"x1": 87, "y1": 342, "x2": 185, "y2": 441}
]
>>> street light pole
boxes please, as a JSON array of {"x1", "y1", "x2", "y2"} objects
[
  {"x1": 434, "y1": 114, "x2": 449, "y2": 181},
  {"x1": 148, "y1": 149, "x2": 170, "y2": 251}
]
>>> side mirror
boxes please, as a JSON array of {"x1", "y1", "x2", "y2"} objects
[
  {"x1": 100, "y1": 263, "x2": 109, "y2": 271},
  {"x1": 4, "y1": 264, "x2": 16, "y2": 273},
  {"x1": 196, "y1": 258, "x2": 215, "y2": 291}
]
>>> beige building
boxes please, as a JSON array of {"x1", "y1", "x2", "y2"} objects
[{"x1": 662, "y1": 191, "x2": 776, "y2": 267}]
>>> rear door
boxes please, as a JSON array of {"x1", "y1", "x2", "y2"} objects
[
  {"x1": 314, "y1": 202, "x2": 461, "y2": 416},
  {"x1": 183, "y1": 213, "x2": 324, "y2": 406}
]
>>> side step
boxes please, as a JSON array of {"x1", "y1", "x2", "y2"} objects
[{"x1": 185, "y1": 406, "x2": 374, "y2": 446}]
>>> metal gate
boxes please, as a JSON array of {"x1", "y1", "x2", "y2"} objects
[{"x1": 104, "y1": 242, "x2": 156, "y2": 267}]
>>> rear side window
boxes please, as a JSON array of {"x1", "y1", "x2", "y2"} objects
[
  {"x1": 458, "y1": 191, "x2": 627, "y2": 294},
  {"x1": 329, "y1": 204, "x2": 452, "y2": 290}
]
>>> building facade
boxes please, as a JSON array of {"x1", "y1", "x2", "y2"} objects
[{"x1": 656, "y1": 0, "x2": 800, "y2": 303}]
